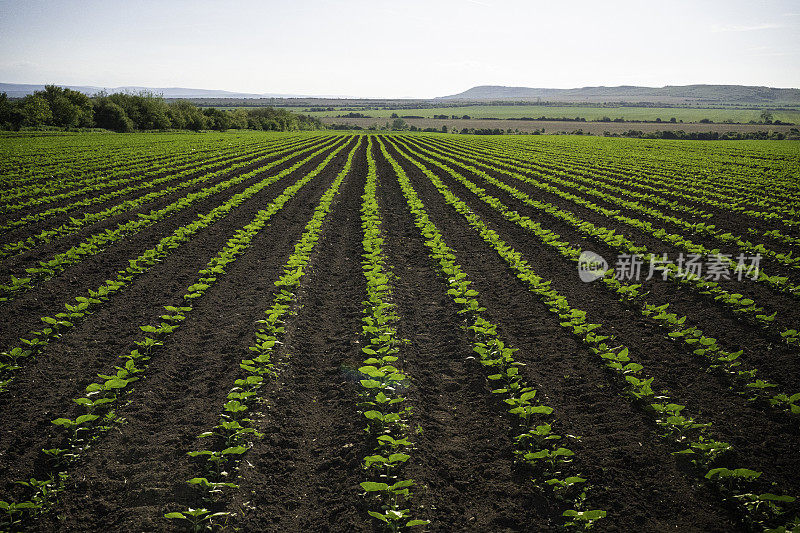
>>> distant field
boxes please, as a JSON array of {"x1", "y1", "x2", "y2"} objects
[
  {"x1": 285, "y1": 105, "x2": 800, "y2": 124},
  {"x1": 319, "y1": 116, "x2": 798, "y2": 135}
]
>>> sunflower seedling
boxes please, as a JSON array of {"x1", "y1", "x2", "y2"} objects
[
  {"x1": 164, "y1": 508, "x2": 231, "y2": 532},
  {"x1": 563, "y1": 508, "x2": 607, "y2": 530}
]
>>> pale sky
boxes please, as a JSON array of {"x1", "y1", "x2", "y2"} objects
[{"x1": 1, "y1": 0, "x2": 799, "y2": 98}]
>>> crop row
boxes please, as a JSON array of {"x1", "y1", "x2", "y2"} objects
[
  {"x1": 0, "y1": 135, "x2": 287, "y2": 206},
  {"x1": 415, "y1": 137, "x2": 800, "y2": 297},
  {"x1": 427, "y1": 136, "x2": 800, "y2": 261},
  {"x1": 378, "y1": 136, "x2": 607, "y2": 530},
  {"x1": 357, "y1": 137, "x2": 428, "y2": 531},
  {"x1": 0, "y1": 136, "x2": 346, "y2": 302},
  {"x1": 0, "y1": 137, "x2": 348, "y2": 391},
  {"x1": 391, "y1": 136, "x2": 799, "y2": 414},
  {"x1": 0, "y1": 137, "x2": 357, "y2": 531},
  {"x1": 487, "y1": 136, "x2": 800, "y2": 213},
  {"x1": 165, "y1": 137, "x2": 360, "y2": 530},
  {"x1": 1, "y1": 138, "x2": 246, "y2": 204},
  {"x1": 0, "y1": 134, "x2": 314, "y2": 232},
  {"x1": 384, "y1": 136, "x2": 798, "y2": 532},
  {"x1": 440, "y1": 136, "x2": 800, "y2": 256},
  {"x1": 0, "y1": 133, "x2": 273, "y2": 190},
  {"x1": 464, "y1": 137, "x2": 800, "y2": 229},
  {"x1": 0, "y1": 135, "x2": 323, "y2": 257},
  {"x1": 399, "y1": 136, "x2": 800, "y2": 345}
]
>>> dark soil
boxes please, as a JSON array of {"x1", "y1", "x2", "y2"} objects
[
  {"x1": 229, "y1": 138, "x2": 370, "y2": 532},
  {"x1": 380, "y1": 138, "x2": 740, "y2": 531},
  {"x1": 376, "y1": 140, "x2": 556, "y2": 532},
  {"x1": 0, "y1": 136, "x2": 347, "y2": 351},
  {"x1": 385, "y1": 137, "x2": 800, "y2": 501},
  {"x1": 404, "y1": 136, "x2": 800, "y2": 388},
  {"x1": 2, "y1": 133, "x2": 797, "y2": 532},
  {"x1": 26, "y1": 137, "x2": 359, "y2": 532},
  {"x1": 0, "y1": 135, "x2": 322, "y2": 247}
]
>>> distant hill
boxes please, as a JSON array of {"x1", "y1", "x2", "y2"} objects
[
  {"x1": 438, "y1": 85, "x2": 800, "y2": 105},
  {"x1": 0, "y1": 83, "x2": 309, "y2": 99}
]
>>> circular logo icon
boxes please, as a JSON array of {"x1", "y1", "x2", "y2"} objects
[{"x1": 578, "y1": 251, "x2": 608, "y2": 282}]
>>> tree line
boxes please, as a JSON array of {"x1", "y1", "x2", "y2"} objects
[{"x1": 0, "y1": 85, "x2": 323, "y2": 132}]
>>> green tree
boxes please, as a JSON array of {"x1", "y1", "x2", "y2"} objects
[
  {"x1": 203, "y1": 107, "x2": 231, "y2": 131},
  {"x1": 21, "y1": 94, "x2": 53, "y2": 126},
  {"x1": 104, "y1": 91, "x2": 171, "y2": 130},
  {"x1": 0, "y1": 93, "x2": 13, "y2": 129},
  {"x1": 760, "y1": 110, "x2": 774, "y2": 124},
  {"x1": 94, "y1": 100, "x2": 134, "y2": 132},
  {"x1": 50, "y1": 95, "x2": 81, "y2": 127},
  {"x1": 169, "y1": 101, "x2": 207, "y2": 131},
  {"x1": 229, "y1": 108, "x2": 249, "y2": 129},
  {"x1": 41, "y1": 85, "x2": 94, "y2": 127}
]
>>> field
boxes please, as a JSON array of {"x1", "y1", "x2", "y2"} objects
[
  {"x1": 318, "y1": 117, "x2": 799, "y2": 136},
  {"x1": 286, "y1": 105, "x2": 800, "y2": 124},
  {"x1": 0, "y1": 131, "x2": 799, "y2": 532}
]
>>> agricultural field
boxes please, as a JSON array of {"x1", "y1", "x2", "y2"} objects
[
  {"x1": 286, "y1": 105, "x2": 800, "y2": 124},
  {"x1": 0, "y1": 131, "x2": 799, "y2": 532},
  {"x1": 318, "y1": 117, "x2": 800, "y2": 137}
]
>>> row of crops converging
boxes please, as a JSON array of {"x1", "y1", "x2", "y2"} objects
[{"x1": 0, "y1": 131, "x2": 799, "y2": 532}]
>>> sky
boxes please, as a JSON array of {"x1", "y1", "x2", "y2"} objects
[{"x1": 0, "y1": 0, "x2": 799, "y2": 98}]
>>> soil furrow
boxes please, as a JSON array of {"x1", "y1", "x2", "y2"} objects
[
  {"x1": 406, "y1": 137, "x2": 800, "y2": 384},
  {"x1": 228, "y1": 140, "x2": 369, "y2": 532},
  {"x1": 28, "y1": 138, "x2": 357, "y2": 533},
  {"x1": 388, "y1": 139, "x2": 800, "y2": 502},
  {"x1": 0, "y1": 138, "x2": 346, "y2": 350},
  {"x1": 383, "y1": 138, "x2": 739, "y2": 532},
  {"x1": 376, "y1": 141, "x2": 556, "y2": 532}
]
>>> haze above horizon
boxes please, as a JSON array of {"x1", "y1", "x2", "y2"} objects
[{"x1": 1, "y1": 0, "x2": 798, "y2": 99}]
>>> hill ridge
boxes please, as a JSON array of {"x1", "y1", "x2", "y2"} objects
[{"x1": 437, "y1": 84, "x2": 800, "y2": 104}]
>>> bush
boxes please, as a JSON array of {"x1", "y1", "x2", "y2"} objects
[
  {"x1": 93, "y1": 100, "x2": 134, "y2": 132},
  {"x1": 41, "y1": 85, "x2": 94, "y2": 127},
  {"x1": 169, "y1": 101, "x2": 208, "y2": 131},
  {"x1": 203, "y1": 107, "x2": 231, "y2": 131},
  {"x1": 21, "y1": 95, "x2": 53, "y2": 126}
]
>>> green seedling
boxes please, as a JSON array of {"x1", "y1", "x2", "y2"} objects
[
  {"x1": 361, "y1": 481, "x2": 428, "y2": 532},
  {"x1": 0, "y1": 500, "x2": 36, "y2": 528},
  {"x1": 186, "y1": 477, "x2": 239, "y2": 494},
  {"x1": 51, "y1": 414, "x2": 98, "y2": 439},
  {"x1": 705, "y1": 467, "x2": 762, "y2": 491},
  {"x1": 546, "y1": 476, "x2": 587, "y2": 499},
  {"x1": 164, "y1": 508, "x2": 231, "y2": 532},
  {"x1": 187, "y1": 445, "x2": 247, "y2": 475},
  {"x1": 505, "y1": 390, "x2": 553, "y2": 426},
  {"x1": 563, "y1": 509, "x2": 607, "y2": 530},
  {"x1": 523, "y1": 447, "x2": 575, "y2": 475},
  {"x1": 734, "y1": 492, "x2": 796, "y2": 523},
  {"x1": 673, "y1": 435, "x2": 732, "y2": 467},
  {"x1": 770, "y1": 393, "x2": 800, "y2": 414}
]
